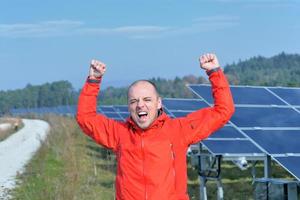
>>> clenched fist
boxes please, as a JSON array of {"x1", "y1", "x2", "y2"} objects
[
  {"x1": 89, "y1": 59, "x2": 106, "y2": 79},
  {"x1": 199, "y1": 53, "x2": 220, "y2": 71}
]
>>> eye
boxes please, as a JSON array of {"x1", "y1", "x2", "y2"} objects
[
  {"x1": 144, "y1": 98, "x2": 152, "y2": 102},
  {"x1": 129, "y1": 99, "x2": 137, "y2": 104}
]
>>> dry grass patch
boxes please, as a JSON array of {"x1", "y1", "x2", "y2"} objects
[{"x1": 0, "y1": 117, "x2": 23, "y2": 141}]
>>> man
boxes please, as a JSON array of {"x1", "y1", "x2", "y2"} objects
[{"x1": 76, "y1": 53, "x2": 235, "y2": 200}]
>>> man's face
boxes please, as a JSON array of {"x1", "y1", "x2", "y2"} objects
[{"x1": 128, "y1": 81, "x2": 162, "y2": 130}]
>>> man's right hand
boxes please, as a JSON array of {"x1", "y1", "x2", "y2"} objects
[{"x1": 89, "y1": 59, "x2": 106, "y2": 79}]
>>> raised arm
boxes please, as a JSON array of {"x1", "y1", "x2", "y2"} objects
[
  {"x1": 182, "y1": 53, "x2": 235, "y2": 145},
  {"x1": 76, "y1": 60, "x2": 119, "y2": 151}
]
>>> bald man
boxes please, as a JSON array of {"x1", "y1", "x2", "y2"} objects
[{"x1": 76, "y1": 53, "x2": 235, "y2": 200}]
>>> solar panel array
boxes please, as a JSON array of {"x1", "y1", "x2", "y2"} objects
[
  {"x1": 10, "y1": 105, "x2": 130, "y2": 121},
  {"x1": 97, "y1": 105, "x2": 129, "y2": 121},
  {"x1": 187, "y1": 84, "x2": 300, "y2": 181},
  {"x1": 10, "y1": 105, "x2": 77, "y2": 116}
]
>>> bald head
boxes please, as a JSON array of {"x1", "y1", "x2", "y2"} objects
[
  {"x1": 127, "y1": 80, "x2": 162, "y2": 129},
  {"x1": 127, "y1": 80, "x2": 159, "y2": 100}
]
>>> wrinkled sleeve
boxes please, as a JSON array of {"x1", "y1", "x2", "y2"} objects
[
  {"x1": 181, "y1": 69, "x2": 235, "y2": 145},
  {"x1": 76, "y1": 79, "x2": 119, "y2": 151}
]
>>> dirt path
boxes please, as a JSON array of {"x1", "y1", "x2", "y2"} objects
[{"x1": 0, "y1": 119, "x2": 49, "y2": 199}]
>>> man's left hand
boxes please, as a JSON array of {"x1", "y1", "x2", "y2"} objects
[{"x1": 199, "y1": 53, "x2": 220, "y2": 71}]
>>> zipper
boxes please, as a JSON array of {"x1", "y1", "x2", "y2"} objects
[
  {"x1": 141, "y1": 133, "x2": 147, "y2": 200},
  {"x1": 170, "y1": 143, "x2": 176, "y2": 177}
]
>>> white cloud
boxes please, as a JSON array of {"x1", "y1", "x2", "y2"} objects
[
  {"x1": 0, "y1": 17, "x2": 239, "y2": 39},
  {"x1": 0, "y1": 20, "x2": 84, "y2": 38},
  {"x1": 191, "y1": 15, "x2": 240, "y2": 32},
  {"x1": 80, "y1": 25, "x2": 172, "y2": 38},
  {"x1": 194, "y1": 15, "x2": 239, "y2": 23},
  {"x1": 0, "y1": 20, "x2": 171, "y2": 38},
  {"x1": 215, "y1": 0, "x2": 298, "y2": 8}
]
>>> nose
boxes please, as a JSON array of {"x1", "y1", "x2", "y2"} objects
[{"x1": 137, "y1": 99, "x2": 145, "y2": 108}]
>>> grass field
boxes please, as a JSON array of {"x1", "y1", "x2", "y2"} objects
[{"x1": 8, "y1": 115, "x2": 299, "y2": 199}]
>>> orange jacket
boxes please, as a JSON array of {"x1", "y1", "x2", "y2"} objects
[{"x1": 76, "y1": 69, "x2": 234, "y2": 200}]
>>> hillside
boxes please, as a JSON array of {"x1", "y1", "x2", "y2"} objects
[{"x1": 224, "y1": 52, "x2": 300, "y2": 87}]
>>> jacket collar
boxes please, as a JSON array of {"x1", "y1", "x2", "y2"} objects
[{"x1": 126, "y1": 110, "x2": 169, "y2": 132}]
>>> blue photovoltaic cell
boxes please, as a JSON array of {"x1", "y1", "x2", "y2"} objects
[
  {"x1": 96, "y1": 108, "x2": 102, "y2": 113},
  {"x1": 243, "y1": 130, "x2": 300, "y2": 154},
  {"x1": 54, "y1": 106, "x2": 62, "y2": 113},
  {"x1": 269, "y1": 88, "x2": 300, "y2": 106},
  {"x1": 188, "y1": 85, "x2": 212, "y2": 103},
  {"x1": 69, "y1": 105, "x2": 77, "y2": 114},
  {"x1": 114, "y1": 118, "x2": 125, "y2": 122},
  {"x1": 208, "y1": 126, "x2": 246, "y2": 139},
  {"x1": 231, "y1": 107, "x2": 300, "y2": 128},
  {"x1": 170, "y1": 111, "x2": 191, "y2": 118},
  {"x1": 38, "y1": 107, "x2": 51, "y2": 114},
  {"x1": 189, "y1": 85, "x2": 286, "y2": 105},
  {"x1": 104, "y1": 112, "x2": 121, "y2": 119},
  {"x1": 202, "y1": 140, "x2": 263, "y2": 155},
  {"x1": 163, "y1": 109, "x2": 173, "y2": 117},
  {"x1": 273, "y1": 156, "x2": 300, "y2": 181},
  {"x1": 114, "y1": 105, "x2": 128, "y2": 112},
  {"x1": 163, "y1": 98, "x2": 207, "y2": 111},
  {"x1": 99, "y1": 106, "x2": 115, "y2": 112},
  {"x1": 119, "y1": 112, "x2": 129, "y2": 120}
]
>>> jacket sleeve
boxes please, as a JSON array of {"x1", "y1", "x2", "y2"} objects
[
  {"x1": 76, "y1": 78, "x2": 119, "y2": 151},
  {"x1": 181, "y1": 69, "x2": 235, "y2": 145}
]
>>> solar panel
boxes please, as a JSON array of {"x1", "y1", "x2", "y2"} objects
[
  {"x1": 119, "y1": 112, "x2": 129, "y2": 120},
  {"x1": 163, "y1": 98, "x2": 207, "y2": 111},
  {"x1": 188, "y1": 85, "x2": 286, "y2": 105},
  {"x1": 112, "y1": 105, "x2": 129, "y2": 121},
  {"x1": 68, "y1": 105, "x2": 77, "y2": 115},
  {"x1": 169, "y1": 111, "x2": 191, "y2": 118},
  {"x1": 269, "y1": 87, "x2": 300, "y2": 106},
  {"x1": 163, "y1": 109, "x2": 173, "y2": 117},
  {"x1": 231, "y1": 107, "x2": 300, "y2": 128},
  {"x1": 162, "y1": 98, "x2": 208, "y2": 118},
  {"x1": 202, "y1": 140, "x2": 263, "y2": 155},
  {"x1": 207, "y1": 126, "x2": 246, "y2": 139},
  {"x1": 273, "y1": 156, "x2": 300, "y2": 181},
  {"x1": 103, "y1": 112, "x2": 121, "y2": 119},
  {"x1": 243, "y1": 130, "x2": 300, "y2": 155},
  {"x1": 114, "y1": 105, "x2": 128, "y2": 112},
  {"x1": 188, "y1": 84, "x2": 300, "y2": 181},
  {"x1": 99, "y1": 106, "x2": 115, "y2": 112}
]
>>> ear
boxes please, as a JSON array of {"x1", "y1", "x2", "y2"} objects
[{"x1": 157, "y1": 97, "x2": 162, "y2": 109}]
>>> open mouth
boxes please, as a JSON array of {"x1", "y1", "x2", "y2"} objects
[{"x1": 137, "y1": 111, "x2": 148, "y2": 121}]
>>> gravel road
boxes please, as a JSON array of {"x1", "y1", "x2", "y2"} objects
[{"x1": 0, "y1": 119, "x2": 49, "y2": 199}]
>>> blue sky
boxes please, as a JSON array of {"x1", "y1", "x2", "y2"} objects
[{"x1": 0, "y1": 0, "x2": 299, "y2": 91}]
